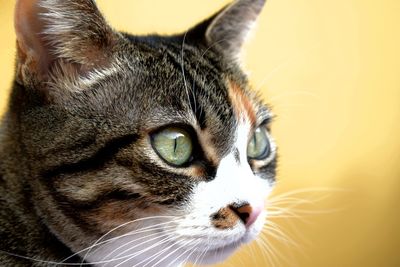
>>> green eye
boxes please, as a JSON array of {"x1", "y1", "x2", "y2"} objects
[
  {"x1": 151, "y1": 127, "x2": 193, "y2": 166},
  {"x1": 247, "y1": 127, "x2": 270, "y2": 160}
]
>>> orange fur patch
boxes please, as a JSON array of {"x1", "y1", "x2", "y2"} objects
[{"x1": 227, "y1": 80, "x2": 257, "y2": 126}]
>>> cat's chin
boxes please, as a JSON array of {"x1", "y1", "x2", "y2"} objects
[
  {"x1": 187, "y1": 239, "x2": 243, "y2": 265},
  {"x1": 186, "y1": 227, "x2": 263, "y2": 265}
]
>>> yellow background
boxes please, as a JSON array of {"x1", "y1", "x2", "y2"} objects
[{"x1": 1, "y1": 0, "x2": 399, "y2": 266}]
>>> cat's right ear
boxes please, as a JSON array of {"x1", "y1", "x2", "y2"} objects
[
  {"x1": 187, "y1": 0, "x2": 266, "y2": 63},
  {"x1": 14, "y1": 0, "x2": 118, "y2": 85}
]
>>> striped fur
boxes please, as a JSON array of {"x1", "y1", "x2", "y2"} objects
[{"x1": 0, "y1": 0, "x2": 276, "y2": 266}]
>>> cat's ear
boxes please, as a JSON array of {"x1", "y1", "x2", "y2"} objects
[
  {"x1": 189, "y1": 0, "x2": 266, "y2": 62},
  {"x1": 14, "y1": 0, "x2": 118, "y2": 83}
]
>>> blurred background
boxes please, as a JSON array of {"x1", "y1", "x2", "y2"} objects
[{"x1": 1, "y1": 0, "x2": 399, "y2": 266}]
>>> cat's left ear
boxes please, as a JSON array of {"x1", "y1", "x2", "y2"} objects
[
  {"x1": 14, "y1": 0, "x2": 118, "y2": 84},
  {"x1": 188, "y1": 0, "x2": 266, "y2": 62}
]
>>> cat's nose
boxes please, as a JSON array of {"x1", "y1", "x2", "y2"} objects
[
  {"x1": 211, "y1": 202, "x2": 263, "y2": 229},
  {"x1": 230, "y1": 203, "x2": 262, "y2": 228}
]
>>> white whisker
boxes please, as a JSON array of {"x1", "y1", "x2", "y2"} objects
[
  {"x1": 180, "y1": 31, "x2": 194, "y2": 114},
  {"x1": 114, "y1": 235, "x2": 177, "y2": 267},
  {"x1": 99, "y1": 224, "x2": 179, "y2": 262},
  {"x1": 255, "y1": 238, "x2": 275, "y2": 267},
  {"x1": 147, "y1": 238, "x2": 198, "y2": 267},
  {"x1": 77, "y1": 215, "x2": 180, "y2": 265}
]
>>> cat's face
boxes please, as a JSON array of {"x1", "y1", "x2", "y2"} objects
[{"x1": 12, "y1": 0, "x2": 275, "y2": 265}]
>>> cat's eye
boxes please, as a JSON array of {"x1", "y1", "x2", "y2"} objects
[
  {"x1": 151, "y1": 127, "x2": 193, "y2": 166},
  {"x1": 247, "y1": 127, "x2": 270, "y2": 160}
]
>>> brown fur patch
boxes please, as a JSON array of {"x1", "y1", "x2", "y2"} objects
[
  {"x1": 191, "y1": 165, "x2": 207, "y2": 177},
  {"x1": 86, "y1": 199, "x2": 164, "y2": 233},
  {"x1": 227, "y1": 80, "x2": 257, "y2": 126},
  {"x1": 211, "y1": 207, "x2": 239, "y2": 229},
  {"x1": 196, "y1": 129, "x2": 220, "y2": 166}
]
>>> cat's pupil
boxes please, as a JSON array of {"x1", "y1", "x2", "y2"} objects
[{"x1": 173, "y1": 139, "x2": 176, "y2": 153}]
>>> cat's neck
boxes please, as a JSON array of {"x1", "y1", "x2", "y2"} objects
[
  {"x1": 0, "y1": 112, "x2": 28, "y2": 192},
  {"x1": 0, "y1": 114, "x2": 84, "y2": 265}
]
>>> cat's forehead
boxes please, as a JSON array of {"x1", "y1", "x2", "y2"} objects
[
  {"x1": 123, "y1": 39, "x2": 267, "y2": 117},
  {"x1": 63, "y1": 35, "x2": 271, "y2": 158},
  {"x1": 119, "y1": 35, "x2": 263, "y2": 116}
]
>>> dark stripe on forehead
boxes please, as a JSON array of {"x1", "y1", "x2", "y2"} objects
[
  {"x1": 42, "y1": 134, "x2": 139, "y2": 179},
  {"x1": 162, "y1": 43, "x2": 237, "y2": 157},
  {"x1": 164, "y1": 44, "x2": 231, "y2": 109},
  {"x1": 188, "y1": 91, "x2": 207, "y2": 129},
  {"x1": 164, "y1": 49, "x2": 207, "y2": 129}
]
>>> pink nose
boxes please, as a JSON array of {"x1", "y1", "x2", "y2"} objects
[
  {"x1": 245, "y1": 206, "x2": 262, "y2": 228},
  {"x1": 231, "y1": 203, "x2": 263, "y2": 228}
]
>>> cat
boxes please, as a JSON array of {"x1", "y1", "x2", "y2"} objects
[{"x1": 0, "y1": 0, "x2": 277, "y2": 266}]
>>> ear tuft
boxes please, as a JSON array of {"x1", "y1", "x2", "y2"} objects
[
  {"x1": 14, "y1": 0, "x2": 118, "y2": 82},
  {"x1": 205, "y1": 0, "x2": 266, "y2": 62},
  {"x1": 38, "y1": 0, "x2": 116, "y2": 63}
]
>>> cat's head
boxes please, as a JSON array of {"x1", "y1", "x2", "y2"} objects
[{"x1": 11, "y1": 0, "x2": 276, "y2": 265}]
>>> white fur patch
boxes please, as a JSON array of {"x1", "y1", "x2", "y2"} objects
[{"x1": 173, "y1": 119, "x2": 274, "y2": 265}]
